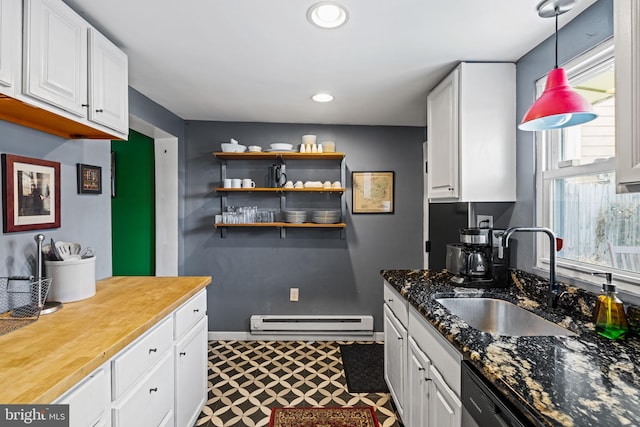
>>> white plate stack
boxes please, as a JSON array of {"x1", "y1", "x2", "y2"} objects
[
  {"x1": 284, "y1": 210, "x2": 307, "y2": 223},
  {"x1": 312, "y1": 210, "x2": 341, "y2": 224}
]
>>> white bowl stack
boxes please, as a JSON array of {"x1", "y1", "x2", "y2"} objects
[
  {"x1": 284, "y1": 210, "x2": 307, "y2": 223},
  {"x1": 312, "y1": 210, "x2": 341, "y2": 224}
]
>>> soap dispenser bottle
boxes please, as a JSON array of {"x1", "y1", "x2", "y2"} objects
[{"x1": 592, "y1": 272, "x2": 628, "y2": 340}]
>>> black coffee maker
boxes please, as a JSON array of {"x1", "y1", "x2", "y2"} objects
[{"x1": 448, "y1": 228, "x2": 508, "y2": 288}]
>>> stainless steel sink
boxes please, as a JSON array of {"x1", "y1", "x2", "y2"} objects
[{"x1": 435, "y1": 297, "x2": 576, "y2": 337}]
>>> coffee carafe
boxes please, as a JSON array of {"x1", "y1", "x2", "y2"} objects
[{"x1": 446, "y1": 228, "x2": 508, "y2": 288}]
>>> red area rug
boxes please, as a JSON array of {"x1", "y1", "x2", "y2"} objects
[{"x1": 269, "y1": 406, "x2": 380, "y2": 427}]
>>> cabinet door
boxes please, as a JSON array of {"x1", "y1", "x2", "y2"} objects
[
  {"x1": 112, "y1": 351, "x2": 174, "y2": 427},
  {"x1": 615, "y1": 0, "x2": 640, "y2": 187},
  {"x1": 56, "y1": 365, "x2": 110, "y2": 427},
  {"x1": 24, "y1": 0, "x2": 88, "y2": 117},
  {"x1": 427, "y1": 68, "x2": 459, "y2": 200},
  {"x1": 407, "y1": 337, "x2": 431, "y2": 427},
  {"x1": 0, "y1": 0, "x2": 20, "y2": 95},
  {"x1": 428, "y1": 365, "x2": 462, "y2": 427},
  {"x1": 383, "y1": 304, "x2": 407, "y2": 419},
  {"x1": 88, "y1": 27, "x2": 128, "y2": 134},
  {"x1": 175, "y1": 316, "x2": 207, "y2": 427}
]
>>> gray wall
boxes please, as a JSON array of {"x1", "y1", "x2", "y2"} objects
[
  {"x1": 0, "y1": 88, "x2": 185, "y2": 282},
  {"x1": 183, "y1": 121, "x2": 425, "y2": 331},
  {"x1": 0, "y1": 122, "x2": 112, "y2": 279},
  {"x1": 511, "y1": 0, "x2": 613, "y2": 272}
]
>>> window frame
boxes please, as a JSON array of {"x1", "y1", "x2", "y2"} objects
[{"x1": 535, "y1": 38, "x2": 640, "y2": 293}]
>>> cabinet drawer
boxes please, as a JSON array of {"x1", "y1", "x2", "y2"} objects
[
  {"x1": 174, "y1": 289, "x2": 206, "y2": 340},
  {"x1": 383, "y1": 280, "x2": 408, "y2": 326},
  {"x1": 112, "y1": 315, "x2": 173, "y2": 400},
  {"x1": 409, "y1": 306, "x2": 462, "y2": 396},
  {"x1": 57, "y1": 365, "x2": 109, "y2": 427},
  {"x1": 112, "y1": 351, "x2": 174, "y2": 427}
]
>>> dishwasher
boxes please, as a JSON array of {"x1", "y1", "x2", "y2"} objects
[{"x1": 461, "y1": 361, "x2": 534, "y2": 427}]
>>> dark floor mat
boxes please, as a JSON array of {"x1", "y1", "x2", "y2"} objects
[{"x1": 340, "y1": 343, "x2": 389, "y2": 393}]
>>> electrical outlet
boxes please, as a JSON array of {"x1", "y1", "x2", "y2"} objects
[
  {"x1": 290, "y1": 288, "x2": 299, "y2": 302},
  {"x1": 477, "y1": 215, "x2": 494, "y2": 228}
]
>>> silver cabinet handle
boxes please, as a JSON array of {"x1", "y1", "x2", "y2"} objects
[
  {"x1": 149, "y1": 387, "x2": 158, "y2": 393},
  {"x1": 95, "y1": 109, "x2": 104, "y2": 113},
  {"x1": 149, "y1": 348, "x2": 157, "y2": 353},
  {"x1": 193, "y1": 308, "x2": 200, "y2": 313},
  {"x1": 179, "y1": 352, "x2": 186, "y2": 357}
]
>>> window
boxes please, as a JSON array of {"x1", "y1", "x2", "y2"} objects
[{"x1": 537, "y1": 38, "x2": 640, "y2": 285}]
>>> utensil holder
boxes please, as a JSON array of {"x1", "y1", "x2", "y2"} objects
[{"x1": 45, "y1": 256, "x2": 96, "y2": 302}]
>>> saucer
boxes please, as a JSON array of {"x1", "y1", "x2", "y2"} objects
[{"x1": 264, "y1": 149, "x2": 295, "y2": 152}]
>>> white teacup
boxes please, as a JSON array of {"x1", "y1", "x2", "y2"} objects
[
  {"x1": 323, "y1": 181, "x2": 332, "y2": 188},
  {"x1": 284, "y1": 181, "x2": 294, "y2": 188},
  {"x1": 294, "y1": 181, "x2": 304, "y2": 188},
  {"x1": 332, "y1": 181, "x2": 342, "y2": 188},
  {"x1": 231, "y1": 179, "x2": 242, "y2": 188},
  {"x1": 242, "y1": 179, "x2": 256, "y2": 188}
]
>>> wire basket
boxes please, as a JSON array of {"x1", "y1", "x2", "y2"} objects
[{"x1": 0, "y1": 277, "x2": 52, "y2": 336}]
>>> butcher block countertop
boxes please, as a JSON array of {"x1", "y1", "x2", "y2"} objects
[{"x1": 0, "y1": 275, "x2": 211, "y2": 404}]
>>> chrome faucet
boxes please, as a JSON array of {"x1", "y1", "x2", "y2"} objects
[{"x1": 502, "y1": 227, "x2": 559, "y2": 308}]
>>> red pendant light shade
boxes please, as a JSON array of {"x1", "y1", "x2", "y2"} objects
[
  {"x1": 519, "y1": 0, "x2": 598, "y2": 131},
  {"x1": 519, "y1": 68, "x2": 597, "y2": 131}
]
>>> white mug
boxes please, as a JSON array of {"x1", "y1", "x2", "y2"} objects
[
  {"x1": 294, "y1": 181, "x2": 304, "y2": 188},
  {"x1": 223, "y1": 179, "x2": 232, "y2": 188},
  {"x1": 284, "y1": 181, "x2": 294, "y2": 188},
  {"x1": 231, "y1": 178, "x2": 242, "y2": 188},
  {"x1": 242, "y1": 179, "x2": 256, "y2": 188}
]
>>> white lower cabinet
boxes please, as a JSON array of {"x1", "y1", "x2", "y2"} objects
[
  {"x1": 54, "y1": 289, "x2": 208, "y2": 427},
  {"x1": 384, "y1": 280, "x2": 462, "y2": 427},
  {"x1": 429, "y1": 365, "x2": 462, "y2": 427},
  {"x1": 407, "y1": 337, "x2": 430, "y2": 427},
  {"x1": 383, "y1": 304, "x2": 407, "y2": 419},
  {"x1": 112, "y1": 351, "x2": 174, "y2": 427},
  {"x1": 56, "y1": 364, "x2": 111, "y2": 427},
  {"x1": 175, "y1": 316, "x2": 207, "y2": 427}
]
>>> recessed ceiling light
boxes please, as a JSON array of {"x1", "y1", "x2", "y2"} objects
[
  {"x1": 312, "y1": 93, "x2": 334, "y2": 102},
  {"x1": 307, "y1": 2, "x2": 349, "y2": 29}
]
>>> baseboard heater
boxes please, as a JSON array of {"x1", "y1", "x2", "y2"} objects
[{"x1": 250, "y1": 315, "x2": 374, "y2": 335}]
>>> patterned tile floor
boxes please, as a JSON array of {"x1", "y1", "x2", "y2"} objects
[{"x1": 195, "y1": 340, "x2": 401, "y2": 427}]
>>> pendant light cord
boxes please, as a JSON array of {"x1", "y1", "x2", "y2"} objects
[{"x1": 554, "y1": 8, "x2": 559, "y2": 69}]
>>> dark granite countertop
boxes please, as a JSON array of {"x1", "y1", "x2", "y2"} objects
[{"x1": 381, "y1": 269, "x2": 640, "y2": 427}]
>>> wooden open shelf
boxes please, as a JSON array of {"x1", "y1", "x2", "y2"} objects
[
  {"x1": 214, "y1": 222, "x2": 346, "y2": 228},
  {"x1": 215, "y1": 187, "x2": 345, "y2": 193},
  {"x1": 214, "y1": 152, "x2": 344, "y2": 160}
]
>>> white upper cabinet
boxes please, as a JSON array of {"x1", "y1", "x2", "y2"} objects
[
  {"x1": 615, "y1": 0, "x2": 640, "y2": 188},
  {"x1": 24, "y1": 0, "x2": 88, "y2": 117},
  {"x1": 0, "y1": 0, "x2": 128, "y2": 139},
  {"x1": 0, "y1": 0, "x2": 20, "y2": 96},
  {"x1": 427, "y1": 69, "x2": 459, "y2": 199},
  {"x1": 427, "y1": 62, "x2": 516, "y2": 202},
  {"x1": 89, "y1": 28, "x2": 128, "y2": 134}
]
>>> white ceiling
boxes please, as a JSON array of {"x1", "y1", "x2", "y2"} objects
[{"x1": 64, "y1": 0, "x2": 598, "y2": 127}]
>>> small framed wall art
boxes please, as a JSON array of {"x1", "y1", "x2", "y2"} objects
[
  {"x1": 1, "y1": 154, "x2": 61, "y2": 233},
  {"x1": 77, "y1": 163, "x2": 102, "y2": 194},
  {"x1": 351, "y1": 171, "x2": 395, "y2": 214}
]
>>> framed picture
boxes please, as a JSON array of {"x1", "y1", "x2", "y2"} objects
[
  {"x1": 2, "y1": 154, "x2": 61, "y2": 233},
  {"x1": 352, "y1": 171, "x2": 395, "y2": 214},
  {"x1": 77, "y1": 163, "x2": 102, "y2": 194}
]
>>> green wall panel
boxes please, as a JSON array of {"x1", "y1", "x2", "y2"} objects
[{"x1": 111, "y1": 130, "x2": 155, "y2": 275}]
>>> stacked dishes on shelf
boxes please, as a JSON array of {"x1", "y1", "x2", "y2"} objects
[
  {"x1": 312, "y1": 210, "x2": 341, "y2": 224},
  {"x1": 284, "y1": 210, "x2": 307, "y2": 224}
]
